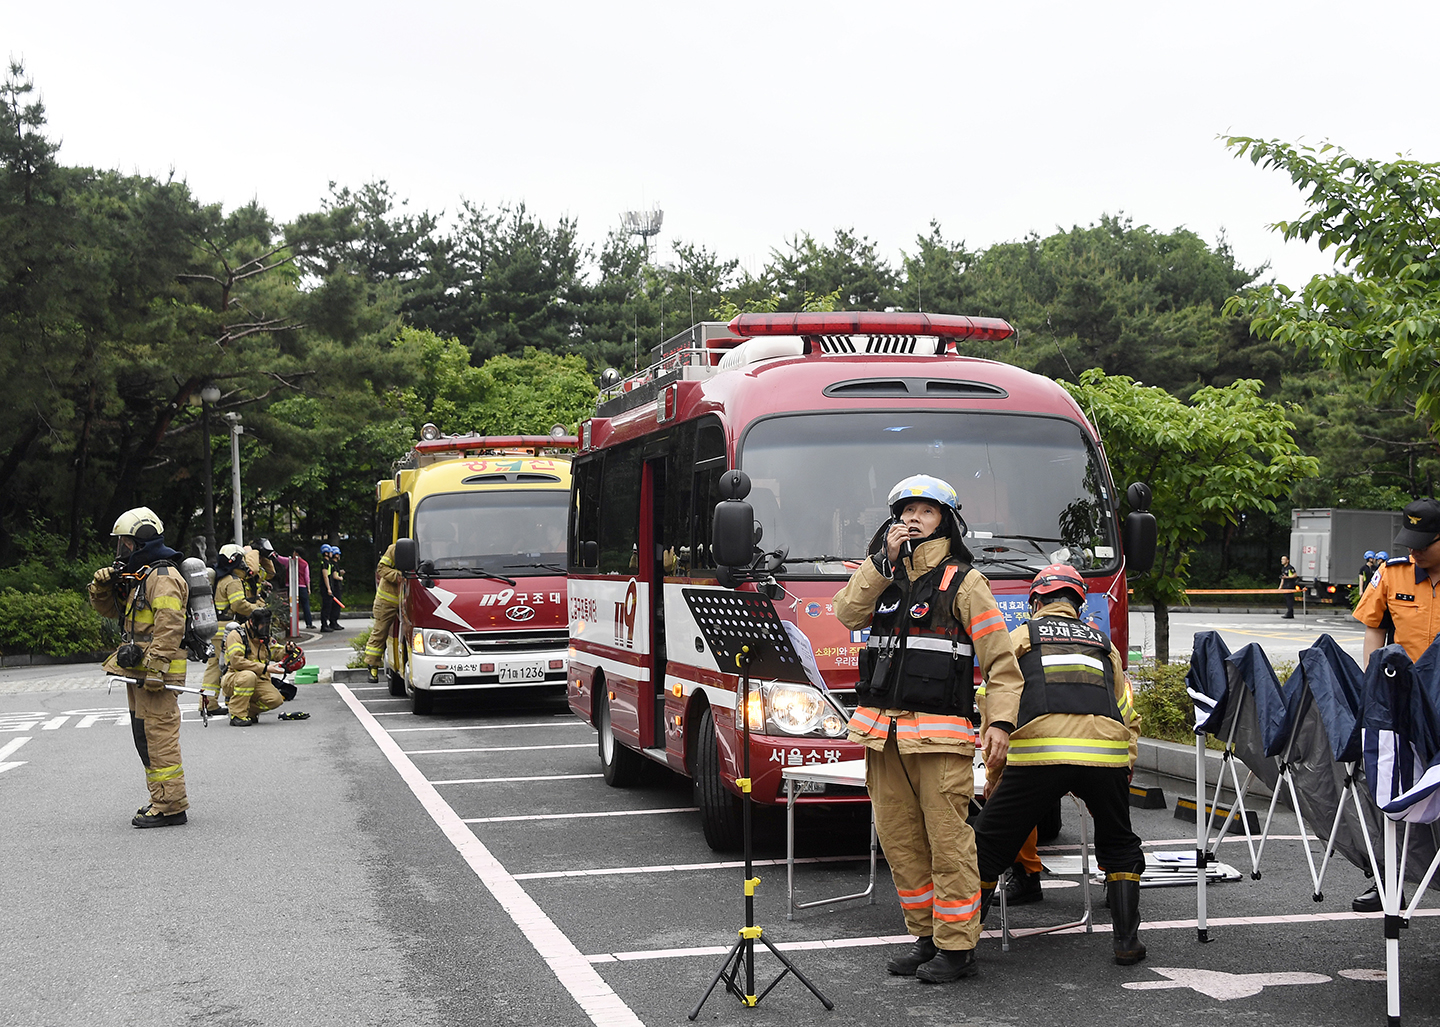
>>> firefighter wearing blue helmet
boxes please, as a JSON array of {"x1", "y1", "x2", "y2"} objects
[{"x1": 834, "y1": 474, "x2": 1024, "y2": 983}]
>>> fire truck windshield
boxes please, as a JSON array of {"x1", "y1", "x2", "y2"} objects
[
  {"x1": 413, "y1": 491, "x2": 568, "y2": 576},
  {"x1": 739, "y1": 411, "x2": 1118, "y2": 578}
]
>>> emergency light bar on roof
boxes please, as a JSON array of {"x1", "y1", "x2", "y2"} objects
[
  {"x1": 727, "y1": 310, "x2": 1015, "y2": 342},
  {"x1": 402, "y1": 434, "x2": 578, "y2": 468}
]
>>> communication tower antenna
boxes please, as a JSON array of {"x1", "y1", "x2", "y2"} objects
[{"x1": 620, "y1": 207, "x2": 664, "y2": 261}]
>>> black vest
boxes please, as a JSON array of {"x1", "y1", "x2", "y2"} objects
[
  {"x1": 857, "y1": 559, "x2": 976, "y2": 717},
  {"x1": 1015, "y1": 615, "x2": 1120, "y2": 727}
]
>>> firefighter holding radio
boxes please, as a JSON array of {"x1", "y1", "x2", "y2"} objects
[
  {"x1": 835, "y1": 474, "x2": 1025, "y2": 984},
  {"x1": 87, "y1": 506, "x2": 192, "y2": 828}
]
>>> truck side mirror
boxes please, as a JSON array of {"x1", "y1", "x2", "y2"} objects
[
  {"x1": 1122, "y1": 480, "x2": 1156, "y2": 574},
  {"x1": 712, "y1": 469, "x2": 757, "y2": 568},
  {"x1": 394, "y1": 537, "x2": 418, "y2": 572},
  {"x1": 581, "y1": 540, "x2": 598, "y2": 568}
]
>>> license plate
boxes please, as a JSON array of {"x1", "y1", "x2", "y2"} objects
[
  {"x1": 792, "y1": 780, "x2": 825, "y2": 795},
  {"x1": 498, "y1": 662, "x2": 546, "y2": 683}
]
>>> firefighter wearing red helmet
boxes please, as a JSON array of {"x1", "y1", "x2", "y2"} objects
[
  {"x1": 835, "y1": 474, "x2": 1025, "y2": 983},
  {"x1": 972, "y1": 563, "x2": 1147, "y2": 965}
]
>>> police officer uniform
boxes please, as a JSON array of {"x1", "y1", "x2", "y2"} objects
[
  {"x1": 363, "y1": 543, "x2": 403, "y2": 682},
  {"x1": 972, "y1": 567, "x2": 1146, "y2": 965},
  {"x1": 1354, "y1": 501, "x2": 1440, "y2": 662},
  {"x1": 835, "y1": 475, "x2": 1024, "y2": 983},
  {"x1": 87, "y1": 507, "x2": 191, "y2": 828}
]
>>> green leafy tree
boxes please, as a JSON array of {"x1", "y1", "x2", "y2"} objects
[
  {"x1": 1224, "y1": 137, "x2": 1440, "y2": 488},
  {"x1": 1065, "y1": 369, "x2": 1318, "y2": 661}
]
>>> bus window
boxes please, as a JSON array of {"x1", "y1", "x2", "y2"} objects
[
  {"x1": 599, "y1": 443, "x2": 643, "y2": 574},
  {"x1": 690, "y1": 417, "x2": 727, "y2": 574},
  {"x1": 570, "y1": 455, "x2": 602, "y2": 570}
]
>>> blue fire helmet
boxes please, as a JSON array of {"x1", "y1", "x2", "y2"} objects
[
  {"x1": 1364, "y1": 550, "x2": 1375, "y2": 559},
  {"x1": 1378, "y1": 551, "x2": 1389, "y2": 560},
  {"x1": 887, "y1": 474, "x2": 960, "y2": 518}
]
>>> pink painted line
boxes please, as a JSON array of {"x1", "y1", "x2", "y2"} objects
[{"x1": 332, "y1": 682, "x2": 642, "y2": 1027}]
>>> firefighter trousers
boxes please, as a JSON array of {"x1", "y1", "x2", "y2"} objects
[
  {"x1": 974, "y1": 763, "x2": 1144, "y2": 885},
  {"x1": 866, "y1": 738, "x2": 983, "y2": 951},
  {"x1": 363, "y1": 600, "x2": 399, "y2": 668},
  {"x1": 127, "y1": 680, "x2": 187, "y2": 813},
  {"x1": 224, "y1": 670, "x2": 284, "y2": 720}
]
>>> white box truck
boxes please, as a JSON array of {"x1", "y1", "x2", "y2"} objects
[{"x1": 1289, "y1": 507, "x2": 1403, "y2": 603}]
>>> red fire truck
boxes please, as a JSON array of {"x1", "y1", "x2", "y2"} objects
[
  {"x1": 379, "y1": 428, "x2": 576, "y2": 714},
  {"x1": 565, "y1": 313, "x2": 1156, "y2": 848}
]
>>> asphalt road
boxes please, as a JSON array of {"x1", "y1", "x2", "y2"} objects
[{"x1": 2, "y1": 612, "x2": 1437, "y2": 1027}]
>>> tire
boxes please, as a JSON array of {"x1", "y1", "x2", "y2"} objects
[
  {"x1": 597, "y1": 684, "x2": 643, "y2": 787},
  {"x1": 387, "y1": 668, "x2": 405, "y2": 698},
  {"x1": 407, "y1": 674, "x2": 434, "y2": 715},
  {"x1": 695, "y1": 707, "x2": 744, "y2": 851}
]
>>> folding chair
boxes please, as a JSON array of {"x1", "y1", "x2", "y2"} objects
[{"x1": 993, "y1": 793, "x2": 1094, "y2": 952}]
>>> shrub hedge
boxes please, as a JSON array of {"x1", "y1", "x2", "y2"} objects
[{"x1": 0, "y1": 588, "x2": 112, "y2": 657}]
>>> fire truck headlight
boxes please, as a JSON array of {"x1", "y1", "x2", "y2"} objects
[
  {"x1": 762, "y1": 682, "x2": 847, "y2": 737},
  {"x1": 415, "y1": 629, "x2": 461, "y2": 656}
]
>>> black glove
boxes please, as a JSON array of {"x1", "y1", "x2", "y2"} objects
[{"x1": 273, "y1": 677, "x2": 298, "y2": 701}]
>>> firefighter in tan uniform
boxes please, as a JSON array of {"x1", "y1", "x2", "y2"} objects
[
  {"x1": 87, "y1": 507, "x2": 192, "y2": 828},
  {"x1": 973, "y1": 563, "x2": 1146, "y2": 965},
  {"x1": 200, "y1": 544, "x2": 259, "y2": 716},
  {"x1": 363, "y1": 543, "x2": 403, "y2": 683},
  {"x1": 222, "y1": 607, "x2": 308, "y2": 725},
  {"x1": 836, "y1": 475, "x2": 1024, "y2": 983}
]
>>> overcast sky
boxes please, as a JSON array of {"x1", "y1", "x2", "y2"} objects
[{"x1": 9, "y1": 1, "x2": 1439, "y2": 294}]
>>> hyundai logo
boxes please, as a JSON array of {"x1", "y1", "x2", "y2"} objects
[{"x1": 505, "y1": 605, "x2": 536, "y2": 622}]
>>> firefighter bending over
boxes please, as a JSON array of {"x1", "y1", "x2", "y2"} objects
[
  {"x1": 972, "y1": 564, "x2": 1147, "y2": 965},
  {"x1": 88, "y1": 507, "x2": 191, "y2": 828},
  {"x1": 223, "y1": 607, "x2": 308, "y2": 725},
  {"x1": 363, "y1": 543, "x2": 402, "y2": 684},
  {"x1": 835, "y1": 475, "x2": 1024, "y2": 983},
  {"x1": 199, "y1": 543, "x2": 259, "y2": 717}
]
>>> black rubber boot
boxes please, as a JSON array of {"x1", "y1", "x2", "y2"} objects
[
  {"x1": 132, "y1": 805, "x2": 187, "y2": 828},
  {"x1": 915, "y1": 947, "x2": 978, "y2": 983},
  {"x1": 1004, "y1": 863, "x2": 1044, "y2": 905},
  {"x1": 1109, "y1": 876, "x2": 1147, "y2": 965},
  {"x1": 885, "y1": 935, "x2": 937, "y2": 976}
]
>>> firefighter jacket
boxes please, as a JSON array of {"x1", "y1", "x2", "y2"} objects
[
  {"x1": 997, "y1": 600, "x2": 1139, "y2": 769},
  {"x1": 375, "y1": 544, "x2": 402, "y2": 607},
  {"x1": 90, "y1": 561, "x2": 189, "y2": 687},
  {"x1": 213, "y1": 572, "x2": 258, "y2": 638},
  {"x1": 222, "y1": 625, "x2": 274, "y2": 681},
  {"x1": 836, "y1": 536, "x2": 1023, "y2": 756},
  {"x1": 243, "y1": 548, "x2": 274, "y2": 592}
]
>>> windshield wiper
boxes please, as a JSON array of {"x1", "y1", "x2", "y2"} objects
[
  {"x1": 423, "y1": 565, "x2": 517, "y2": 586},
  {"x1": 504, "y1": 561, "x2": 566, "y2": 574}
]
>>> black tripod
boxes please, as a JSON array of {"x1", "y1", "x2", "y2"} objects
[{"x1": 684, "y1": 589, "x2": 833, "y2": 1019}]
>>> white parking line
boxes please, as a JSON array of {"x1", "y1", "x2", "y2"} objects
[
  {"x1": 388, "y1": 721, "x2": 591, "y2": 734},
  {"x1": 406, "y1": 743, "x2": 593, "y2": 755},
  {"x1": 583, "y1": 908, "x2": 1440, "y2": 963},
  {"x1": 472, "y1": 807, "x2": 699, "y2": 825},
  {"x1": 516, "y1": 852, "x2": 867, "y2": 880},
  {"x1": 431, "y1": 773, "x2": 603, "y2": 785},
  {"x1": 362, "y1": 697, "x2": 410, "y2": 703},
  {"x1": 332, "y1": 681, "x2": 642, "y2": 1027},
  {"x1": 349, "y1": 686, "x2": 389, "y2": 692}
]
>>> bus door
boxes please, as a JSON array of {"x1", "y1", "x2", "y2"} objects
[{"x1": 640, "y1": 448, "x2": 668, "y2": 750}]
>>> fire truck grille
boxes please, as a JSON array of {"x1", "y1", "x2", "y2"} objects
[{"x1": 457, "y1": 629, "x2": 569, "y2": 654}]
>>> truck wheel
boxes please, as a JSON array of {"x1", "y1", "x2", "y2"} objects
[
  {"x1": 387, "y1": 668, "x2": 405, "y2": 698},
  {"x1": 407, "y1": 675, "x2": 434, "y2": 715},
  {"x1": 695, "y1": 707, "x2": 743, "y2": 851},
  {"x1": 597, "y1": 686, "x2": 643, "y2": 787}
]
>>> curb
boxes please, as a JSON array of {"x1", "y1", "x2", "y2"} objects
[
  {"x1": 1134, "y1": 736, "x2": 1287, "y2": 810},
  {"x1": 1, "y1": 650, "x2": 110, "y2": 668}
]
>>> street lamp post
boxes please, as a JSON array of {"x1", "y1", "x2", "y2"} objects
[
  {"x1": 224, "y1": 412, "x2": 244, "y2": 546},
  {"x1": 200, "y1": 385, "x2": 220, "y2": 559}
]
